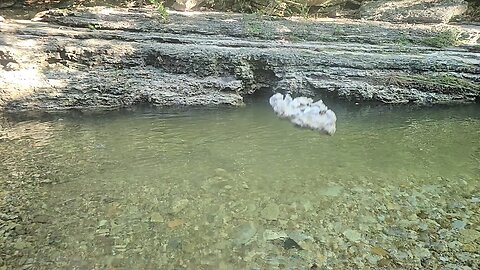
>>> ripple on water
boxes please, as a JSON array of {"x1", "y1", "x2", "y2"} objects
[{"x1": 1, "y1": 103, "x2": 480, "y2": 269}]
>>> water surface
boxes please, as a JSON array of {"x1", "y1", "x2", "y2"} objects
[{"x1": 1, "y1": 102, "x2": 479, "y2": 269}]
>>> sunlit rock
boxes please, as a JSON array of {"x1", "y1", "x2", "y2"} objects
[
  {"x1": 269, "y1": 93, "x2": 337, "y2": 135},
  {"x1": 172, "y1": 0, "x2": 205, "y2": 11}
]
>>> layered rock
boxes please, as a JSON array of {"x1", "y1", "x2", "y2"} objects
[
  {"x1": 359, "y1": 0, "x2": 469, "y2": 23},
  {"x1": 0, "y1": 7, "x2": 479, "y2": 111}
]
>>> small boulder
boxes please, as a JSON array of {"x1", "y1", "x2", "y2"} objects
[
  {"x1": 172, "y1": 0, "x2": 205, "y2": 11},
  {"x1": 359, "y1": 0, "x2": 468, "y2": 24},
  {"x1": 0, "y1": 0, "x2": 16, "y2": 9}
]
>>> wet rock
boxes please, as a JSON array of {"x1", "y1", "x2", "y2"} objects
[
  {"x1": 214, "y1": 168, "x2": 230, "y2": 179},
  {"x1": 111, "y1": 256, "x2": 124, "y2": 268},
  {"x1": 283, "y1": 238, "x2": 303, "y2": 250},
  {"x1": 455, "y1": 252, "x2": 473, "y2": 263},
  {"x1": 448, "y1": 241, "x2": 462, "y2": 251},
  {"x1": 370, "y1": 246, "x2": 389, "y2": 257},
  {"x1": 171, "y1": 199, "x2": 189, "y2": 214},
  {"x1": 98, "y1": 220, "x2": 108, "y2": 228},
  {"x1": 167, "y1": 219, "x2": 184, "y2": 229},
  {"x1": 391, "y1": 250, "x2": 409, "y2": 261},
  {"x1": 233, "y1": 222, "x2": 257, "y2": 245},
  {"x1": 288, "y1": 231, "x2": 313, "y2": 244},
  {"x1": 263, "y1": 230, "x2": 287, "y2": 241},
  {"x1": 431, "y1": 241, "x2": 448, "y2": 252},
  {"x1": 96, "y1": 228, "x2": 110, "y2": 236},
  {"x1": 367, "y1": 254, "x2": 381, "y2": 265},
  {"x1": 452, "y1": 220, "x2": 467, "y2": 230},
  {"x1": 413, "y1": 247, "x2": 431, "y2": 259},
  {"x1": 384, "y1": 227, "x2": 409, "y2": 239},
  {"x1": 301, "y1": 200, "x2": 314, "y2": 212},
  {"x1": 439, "y1": 228, "x2": 453, "y2": 239},
  {"x1": 0, "y1": 213, "x2": 18, "y2": 221},
  {"x1": 459, "y1": 229, "x2": 480, "y2": 244},
  {"x1": 167, "y1": 238, "x2": 182, "y2": 250},
  {"x1": 318, "y1": 186, "x2": 343, "y2": 197},
  {"x1": 377, "y1": 258, "x2": 393, "y2": 267},
  {"x1": 343, "y1": 229, "x2": 361, "y2": 243},
  {"x1": 32, "y1": 214, "x2": 49, "y2": 223},
  {"x1": 462, "y1": 243, "x2": 478, "y2": 253},
  {"x1": 261, "y1": 203, "x2": 280, "y2": 221},
  {"x1": 150, "y1": 212, "x2": 164, "y2": 223},
  {"x1": 13, "y1": 240, "x2": 31, "y2": 250}
]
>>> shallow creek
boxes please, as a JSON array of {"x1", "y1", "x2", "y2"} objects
[{"x1": 1, "y1": 101, "x2": 479, "y2": 269}]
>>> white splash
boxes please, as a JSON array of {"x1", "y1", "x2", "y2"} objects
[{"x1": 269, "y1": 93, "x2": 337, "y2": 135}]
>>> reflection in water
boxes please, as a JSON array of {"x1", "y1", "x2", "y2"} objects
[{"x1": 1, "y1": 102, "x2": 480, "y2": 269}]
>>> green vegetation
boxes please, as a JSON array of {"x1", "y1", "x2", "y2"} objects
[
  {"x1": 466, "y1": 44, "x2": 480, "y2": 52},
  {"x1": 396, "y1": 33, "x2": 413, "y2": 46},
  {"x1": 206, "y1": 0, "x2": 356, "y2": 17},
  {"x1": 422, "y1": 29, "x2": 461, "y2": 48},
  {"x1": 149, "y1": 0, "x2": 169, "y2": 20},
  {"x1": 386, "y1": 74, "x2": 480, "y2": 94},
  {"x1": 245, "y1": 21, "x2": 262, "y2": 36},
  {"x1": 332, "y1": 27, "x2": 346, "y2": 36}
]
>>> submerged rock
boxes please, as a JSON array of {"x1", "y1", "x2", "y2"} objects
[
  {"x1": 234, "y1": 222, "x2": 257, "y2": 245},
  {"x1": 459, "y1": 229, "x2": 480, "y2": 244},
  {"x1": 260, "y1": 203, "x2": 280, "y2": 221},
  {"x1": 150, "y1": 212, "x2": 164, "y2": 223},
  {"x1": 318, "y1": 186, "x2": 343, "y2": 197},
  {"x1": 452, "y1": 220, "x2": 467, "y2": 230},
  {"x1": 263, "y1": 230, "x2": 288, "y2": 241},
  {"x1": 170, "y1": 199, "x2": 189, "y2": 214},
  {"x1": 283, "y1": 238, "x2": 303, "y2": 250},
  {"x1": 343, "y1": 229, "x2": 362, "y2": 243}
]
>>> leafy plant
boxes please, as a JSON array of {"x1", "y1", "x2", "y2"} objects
[
  {"x1": 422, "y1": 29, "x2": 461, "y2": 48},
  {"x1": 396, "y1": 33, "x2": 413, "y2": 46},
  {"x1": 332, "y1": 27, "x2": 345, "y2": 36},
  {"x1": 149, "y1": 0, "x2": 169, "y2": 20},
  {"x1": 245, "y1": 21, "x2": 262, "y2": 36}
]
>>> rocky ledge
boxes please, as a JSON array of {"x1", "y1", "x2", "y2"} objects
[{"x1": 0, "y1": 7, "x2": 479, "y2": 111}]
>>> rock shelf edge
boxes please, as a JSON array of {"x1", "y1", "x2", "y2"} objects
[{"x1": 0, "y1": 7, "x2": 479, "y2": 112}]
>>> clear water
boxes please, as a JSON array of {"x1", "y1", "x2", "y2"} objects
[{"x1": 1, "y1": 101, "x2": 480, "y2": 269}]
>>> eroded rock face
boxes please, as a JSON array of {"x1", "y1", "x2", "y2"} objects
[
  {"x1": 0, "y1": 8, "x2": 479, "y2": 111},
  {"x1": 0, "y1": 0, "x2": 16, "y2": 9},
  {"x1": 359, "y1": 0, "x2": 469, "y2": 23}
]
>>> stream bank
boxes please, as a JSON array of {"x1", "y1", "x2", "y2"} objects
[{"x1": 1, "y1": 7, "x2": 480, "y2": 112}]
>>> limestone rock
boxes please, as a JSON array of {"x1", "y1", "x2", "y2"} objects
[
  {"x1": 0, "y1": 0, "x2": 16, "y2": 9},
  {"x1": 1, "y1": 7, "x2": 479, "y2": 112},
  {"x1": 359, "y1": 0, "x2": 468, "y2": 23},
  {"x1": 234, "y1": 222, "x2": 257, "y2": 245},
  {"x1": 172, "y1": 0, "x2": 205, "y2": 11},
  {"x1": 261, "y1": 203, "x2": 280, "y2": 221},
  {"x1": 343, "y1": 229, "x2": 362, "y2": 242}
]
